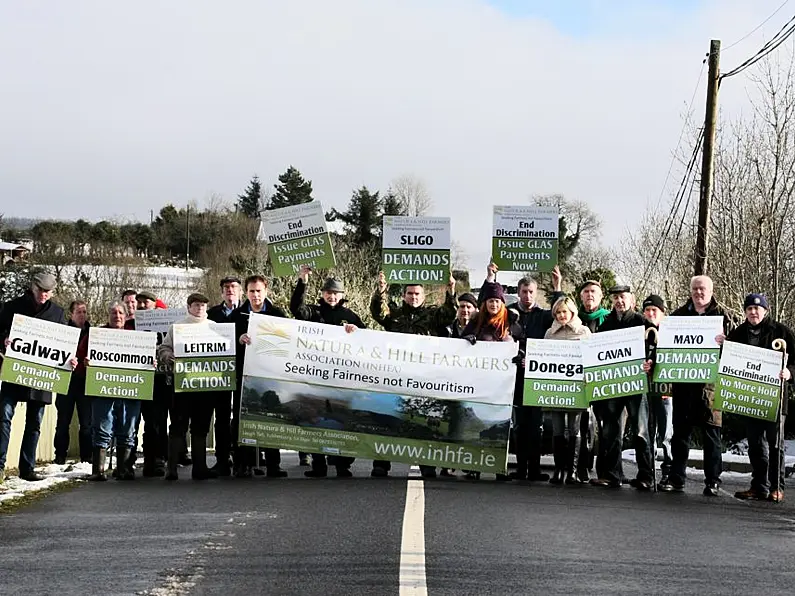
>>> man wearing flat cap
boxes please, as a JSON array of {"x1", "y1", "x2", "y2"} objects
[
  {"x1": 591, "y1": 284, "x2": 653, "y2": 489},
  {"x1": 0, "y1": 272, "x2": 72, "y2": 483},
  {"x1": 290, "y1": 265, "x2": 366, "y2": 478}
]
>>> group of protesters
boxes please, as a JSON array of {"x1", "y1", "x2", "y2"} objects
[{"x1": 0, "y1": 262, "x2": 792, "y2": 504}]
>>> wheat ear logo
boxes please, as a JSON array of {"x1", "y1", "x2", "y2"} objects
[{"x1": 254, "y1": 320, "x2": 291, "y2": 358}]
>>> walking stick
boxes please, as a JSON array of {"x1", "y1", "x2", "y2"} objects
[
  {"x1": 645, "y1": 327, "x2": 659, "y2": 493},
  {"x1": 772, "y1": 339, "x2": 788, "y2": 490}
]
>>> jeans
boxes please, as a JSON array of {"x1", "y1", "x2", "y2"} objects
[
  {"x1": 746, "y1": 415, "x2": 786, "y2": 494},
  {"x1": 54, "y1": 377, "x2": 92, "y2": 461},
  {"x1": 641, "y1": 394, "x2": 673, "y2": 476},
  {"x1": 599, "y1": 395, "x2": 653, "y2": 484},
  {"x1": 0, "y1": 396, "x2": 46, "y2": 474},
  {"x1": 551, "y1": 410, "x2": 582, "y2": 438},
  {"x1": 91, "y1": 398, "x2": 142, "y2": 449},
  {"x1": 670, "y1": 394, "x2": 722, "y2": 486}
]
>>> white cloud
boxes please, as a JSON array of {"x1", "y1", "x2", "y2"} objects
[{"x1": 0, "y1": 0, "x2": 788, "y2": 271}]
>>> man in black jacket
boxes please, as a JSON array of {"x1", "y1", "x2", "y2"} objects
[
  {"x1": 206, "y1": 276, "x2": 242, "y2": 475},
  {"x1": 728, "y1": 294, "x2": 794, "y2": 503},
  {"x1": 499, "y1": 263, "x2": 563, "y2": 482},
  {"x1": 591, "y1": 285, "x2": 652, "y2": 489},
  {"x1": 0, "y1": 272, "x2": 74, "y2": 483},
  {"x1": 232, "y1": 274, "x2": 289, "y2": 479},
  {"x1": 290, "y1": 265, "x2": 366, "y2": 477},
  {"x1": 659, "y1": 275, "x2": 736, "y2": 496}
]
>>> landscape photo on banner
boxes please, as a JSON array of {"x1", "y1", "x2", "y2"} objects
[
  {"x1": 238, "y1": 314, "x2": 516, "y2": 473},
  {"x1": 523, "y1": 339, "x2": 587, "y2": 408},
  {"x1": 491, "y1": 205, "x2": 558, "y2": 273},
  {"x1": 714, "y1": 340, "x2": 783, "y2": 422},
  {"x1": 581, "y1": 326, "x2": 648, "y2": 401},
  {"x1": 84, "y1": 326, "x2": 157, "y2": 400},
  {"x1": 0, "y1": 314, "x2": 80, "y2": 395},
  {"x1": 261, "y1": 201, "x2": 336, "y2": 277},
  {"x1": 173, "y1": 322, "x2": 237, "y2": 392},
  {"x1": 653, "y1": 316, "x2": 723, "y2": 384},
  {"x1": 381, "y1": 216, "x2": 451, "y2": 284}
]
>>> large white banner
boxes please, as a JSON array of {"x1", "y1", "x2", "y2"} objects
[{"x1": 242, "y1": 314, "x2": 517, "y2": 405}]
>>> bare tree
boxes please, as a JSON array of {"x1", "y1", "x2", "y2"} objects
[{"x1": 390, "y1": 174, "x2": 434, "y2": 217}]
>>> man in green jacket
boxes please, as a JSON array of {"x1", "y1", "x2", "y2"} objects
[{"x1": 369, "y1": 271, "x2": 458, "y2": 477}]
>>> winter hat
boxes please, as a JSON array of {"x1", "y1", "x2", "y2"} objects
[
  {"x1": 187, "y1": 292, "x2": 210, "y2": 306},
  {"x1": 32, "y1": 271, "x2": 57, "y2": 292},
  {"x1": 136, "y1": 290, "x2": 157, "y2": 303},
  {"x1": 609, "y1": 284, "x2": 631, "y2": 295},
  {"x1": 479, "y1": 282, "x2": 505, "y2": 303},
  {"x1": 458, "y1": 292, "x2": 478, "y2": 308},
  {"x1": 744, "y1": 293, "x2": 769, "y2": 310},
  {"x1": 155, "y1": 299, "x2": 168, "y2": 309},
  {"x1": 642, "y1": 294, "x2": 666, "y2": 312},
  {"x1": 579, "y1": 279, "x2": 602, "y2": 292},
  {"x1": 321, "y1": 278, "x2": 345, "y2": 293},
  {"x1": 219, "y1": 276, "x2": 241, "y2": 287}
]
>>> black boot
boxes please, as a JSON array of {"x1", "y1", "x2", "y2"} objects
[
  {"x1": 165, "y1": 435, "x2": 181, "y2": 481},
  {"x1": 191, "y1": 434, "x2": 218, "y2": 480},
  {"x1": 565, "y1": 435, "x2": 580, "y2": 485},
  {"x1": 549, "y1": 436, "x2": 565, "y2": 484},
  {"x1": 88, "y1": 447, "x2": 107, "y2": 482},
  {"x1": 115, "y1": 446, "x2": 134, "y2": 480}
]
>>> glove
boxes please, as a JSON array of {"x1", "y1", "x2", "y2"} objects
[
  {"x1": 511, "y1": 349, "x2": 526, "y2": 365},
  {"x1": 462, "y1": 334, "x2": 477, "y2": 345}
]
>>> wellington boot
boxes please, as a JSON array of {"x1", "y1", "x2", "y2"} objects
[
  {"x1": 166, "y1": 435, "x2": 181, "y2": 480},
  {"x1": 88, "y1": 447, "x2": 107, "y2": 482},
  {"x1": 549, "y1": 469, "x2": 564, "y2": 485},
  {"x1": 191, "y1": 434, "x2": 218, "y2": 480},
  {"x1": 115, "y1": 446, "x2": 135, "y2": 480}
]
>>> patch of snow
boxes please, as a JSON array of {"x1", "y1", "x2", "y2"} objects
[{"x1": 0, "y1": 461, "x2": 91, "y2": 504}]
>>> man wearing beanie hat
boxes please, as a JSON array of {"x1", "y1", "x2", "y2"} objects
[
  {"x1": 640, "y1": 294, "x2": 674, "y2": 490},
  {"x1": 290, "y1": 265, "x2": 366, "y2": 477},
  {"x1": 662, "y1": 275, "x2": 737, "y2": 497},
  {"x1": 370, "y1": 268, "x2": 458, "y2": 477},
  {"x1": 442, "y1": 292, "x2": 478, "y2": 339},
  {"x1": 725, "y1": 293, "x2": 795, "y2": 503},
  {"x1": 495, "y1": 261, "x2": 564, "y2": 482}
]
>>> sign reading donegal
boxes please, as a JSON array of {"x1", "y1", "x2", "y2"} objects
[
  {"x1": 0, "y1": 314, "x2": 80, "y2": 394},
  {"x1": 653, "y1": 316, "x2": 722, "y2": 384},
  {"x1": 239, "y1": 315, "x2": 516, "y2": 473},
  {"x1": 581, "y1": 326, "x2": 648, "y2": 401},
  {"x1": 173, "y1": 323, "x2": 237, "y2": 392},
  {"x1": 714, "y1": 340, "x2": 783, "y2": 422},
  {"x1": 492, "y1": 205, "x2": 558, "y2": 272},
  {"x1": 85, "y1": 327, "x2": 157, "y2": 400},
  {"x1": 263, "y1": 201, "x2": 335, "y2": 277},
  {"x1": 523, "y1": 339, "x2": 586, "y2": 408},
  {"x1": 382, "y1": 216, "x2": 451, "y2": 283}
]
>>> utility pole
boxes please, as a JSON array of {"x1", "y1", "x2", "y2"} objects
[
  {"x1": 185, "y1": 205, "x2": 190, "y2": 272},
  {"x1": 694, "y1": 39, "x2": 721, "y2": 276}
]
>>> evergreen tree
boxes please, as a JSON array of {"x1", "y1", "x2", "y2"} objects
[
  {"x1": 382, "y1": 190, "x2": 406, "y2": 217},
  {"x1": 334, "y1": 186, "x2": 382, "y2": 246},
  {"x1": 268, "y1": 166, "x2": 313, "y2": 209},
  {"x1": 237, "y1": 175, "x2": 264, "y2": 219}
]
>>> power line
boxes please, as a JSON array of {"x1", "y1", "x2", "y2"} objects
[
  {"x1": 650, "y1": 60, "x2": 705, "y2": 217},
  {"x1": 721, "y1": 0, "x2": 791, "y2": 52},
  {"x1": 721, "y1": 12, "x2": 795, "y2": 79}
]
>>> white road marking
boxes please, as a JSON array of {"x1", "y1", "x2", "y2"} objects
[{"x1": 400, "y1": 466, "x2": 428, "y2": 596}]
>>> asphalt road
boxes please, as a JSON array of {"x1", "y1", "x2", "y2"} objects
[{"x1": 1, "y1": 454, "x2": 794, "y2": 596}]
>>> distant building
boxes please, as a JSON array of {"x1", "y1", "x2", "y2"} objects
[{"x1": 0, "y1": 241, "x2": 30, "y2": 265}]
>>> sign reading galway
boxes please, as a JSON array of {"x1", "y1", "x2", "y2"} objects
[
  {"x1": 0, "y1": 314, "x2": 80, "y2": 395},
  {"x1": 523, "y1": 339, "x2": 587, "y2": 408},
  {"x1": 85, "y1": 327, "x2": 157, "y2": 400},
  {"x1": 492, "y1": 205, "x2": 558, "y2": 272},
  {"x1": 714, "y1": 340, "x2": 783, "y2": 422},
  {"x1": 173, "y1": 323, "x2": 237, "y2": 392},
  {"x1": 135, "y1": 308, "x2": 188, "y2": 334},
  {"x1": 581, "y1": 327, "x2": 648, "y2": 401},
  {"x1": 382, "y1": 216, "x2": 451, "y2": 284},
  {"x1": 653, "y1": 316, "x2": 722, "y2": 384},
  {"x1": 263, "y1": 201, "x2": 336, "y2": 277},
  {"x1": 239, "y1": 314, "x2": 515, "y2": 474}
]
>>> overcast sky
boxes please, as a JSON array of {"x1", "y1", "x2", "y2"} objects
[{"x1": 0, "y1": 0, "x2": 789, "y2": 271}]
